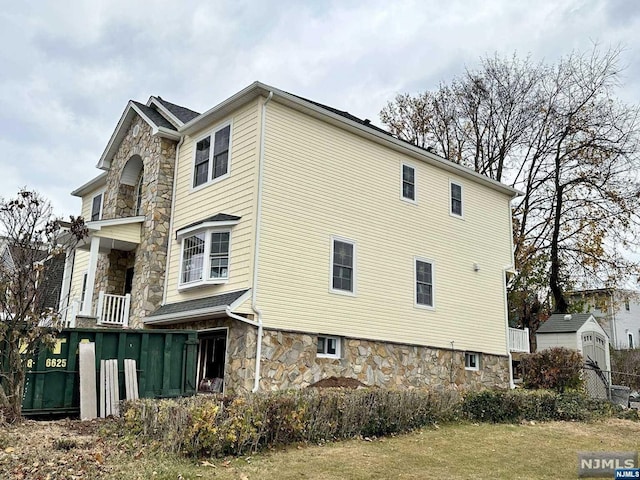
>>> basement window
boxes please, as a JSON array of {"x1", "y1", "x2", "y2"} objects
[
  {"x1": 465, "y1": 352, "x2": 479, "y2": 371},
  {"x1": 317, "y1": 335, "x2": 341, "y2": 359}
]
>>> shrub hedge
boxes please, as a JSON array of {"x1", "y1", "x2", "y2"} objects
[
  {"x1": 121, "y1": 388, "x2": 461, "y2": 457},
  {"x1": 461, "y1": 389, "x2": 615, "y2": 423},
  {"x1": 118, "y1": 386, "x2": 628, "y2": 458}
]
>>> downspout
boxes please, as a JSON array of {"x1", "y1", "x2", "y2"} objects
[
  {"x1": 503, "y1": 267, "x2": 515, "y2": 389},
  {"x1": 161, "y1": 136, "x2": 185, "y2": 305},
  {"x1": 610, "y1": 290, "x2": 617, "y2": 349},
  {"x1": 250, "y1": 91, "x2": 273, "y2": 392}
]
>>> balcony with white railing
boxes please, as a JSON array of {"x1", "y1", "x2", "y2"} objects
[
  {"x1": 509, "y1": 327, "x2": 530, "y2": 353},
  {"x1": 96, "y1": 291, "x2": 131, "y2": 327}
]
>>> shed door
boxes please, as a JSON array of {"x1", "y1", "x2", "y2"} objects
[{"x1": 582, "y1": 331, "x2": 606, "y2": 369}]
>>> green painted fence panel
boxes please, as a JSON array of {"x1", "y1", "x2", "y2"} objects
[{"x1": 20, "y1": 327, "x2": 198, "y2": 415}]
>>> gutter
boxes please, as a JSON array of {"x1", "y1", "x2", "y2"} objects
[
  {"x1": 250, "y1": 91, "x2": 273, "y2": 392},
  {"x1": 162, "y1": 136, "x2": 185, "y2": 305}
]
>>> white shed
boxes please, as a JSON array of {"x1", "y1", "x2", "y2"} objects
[{"x1": 536, "y1": 313, "x2": 611, "y2": 372}]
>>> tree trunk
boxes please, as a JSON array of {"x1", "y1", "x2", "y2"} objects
[{"x1": 550, "y1": 175, "x2": 568, "y2": 313}]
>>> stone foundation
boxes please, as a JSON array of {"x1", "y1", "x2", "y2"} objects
[
  {"x1": 155, "y1": 319, "x2": 509, "y2": 394},
  {"x1": 258, "y1": 330, "x2": 509, "y2": 391}
]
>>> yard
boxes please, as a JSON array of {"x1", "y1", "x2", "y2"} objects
[{"x1": 1, "y1": 418, "x2": 639, "y2": 479}]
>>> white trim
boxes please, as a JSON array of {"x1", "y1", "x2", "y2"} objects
[
  {"x1": 449, "y1": 179, "x2": 464, "y2": 219},
  {"x1": 190, "y1": 120, "x2": 233, "y2": 191},
  {"x1": 178, "y1": 227, "x2": 232, "y2": 289},
  {"x1": 414, "y1": 256, "x2": 435, "y2": 310},
  {"x1": 147, "y1": 97, "x2": 184, "y2": 128},
  {"x1": 90, "y1": 191, "x2": 105, "y2": 222},
  {"x1": 316, "y1": 335, "x2": 342, "y2": 359},
  {"x1": 86, "y1": 215, "x2": 145, "y2": 230},
  {"x1": 71, "y1": 172, "x2": 108, "y2": 197},
  {"x1": 176, "y1": 219, "x2": 240, "y2": 239},
  {"x1": 400, "y1": 162, "x2": 417, "y2": 204},
  {"x1": 464, "y1": 352, "x2": 480, "y2": 371},
  {"x1": 144, "y1": 305, "x2": 228, "y2": 324},
  {"x1": 329, "y1": 236, "x2": 357, "y2": 296}
]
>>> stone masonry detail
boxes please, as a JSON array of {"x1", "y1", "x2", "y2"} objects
[
  {"x1": 258, "y1": 330, "x2": 509, "y2": 391},
  {"x1": 93, "y1": 116, "x2": 176, "y2": 326},
  {"x1": 171, "y1": 318, "x2": 509, "y2": 395}
]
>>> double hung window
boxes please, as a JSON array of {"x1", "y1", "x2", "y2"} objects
[
  {"x1": 415, "y1": 258, "x2": 434, "y2": 308},
  {"x1": 193, "y1": 124, "x2": 231, "y2": 188},
  {"x1": 331, "y1": 238, "x2": 355, "y2": 294}
]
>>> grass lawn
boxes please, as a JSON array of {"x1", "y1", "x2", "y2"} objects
[{"x1": 2, "y1": 418, "x2": 639, "y2": 479}]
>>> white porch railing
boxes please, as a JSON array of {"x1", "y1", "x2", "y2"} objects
[
  {"x1": 96, "y1": 292, "x2": 131, "y2": 327},
  {"x1": 509, "y1": 327, "x2": 530, "y2": 353}
]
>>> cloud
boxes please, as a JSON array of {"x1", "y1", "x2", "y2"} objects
[{"x1": 0, "y1": 0, "x2": 639, "y2": 217}]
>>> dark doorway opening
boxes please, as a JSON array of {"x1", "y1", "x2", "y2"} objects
[
  {"x1": 124, "y1": 267, "x2": 134, "y2": 295},
  {"x1": 197, "y1": 330, "x2": 227, "y2": 393}
]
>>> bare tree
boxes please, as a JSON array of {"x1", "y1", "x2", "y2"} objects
[
  {"x1": 0, "y1": 189, "x2": 86, "y2": 423},
  {"x1": 380, "y1": 46, "x2": 640, "y2": 328}
]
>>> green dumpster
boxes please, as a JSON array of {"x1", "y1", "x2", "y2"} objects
[{"x1": 20, "y1": 328, "x2": 198, "y2": 415}]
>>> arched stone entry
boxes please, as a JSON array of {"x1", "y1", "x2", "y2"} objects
[{"x1": 115, "y1": 155, "x2": 144, "y2": 217}]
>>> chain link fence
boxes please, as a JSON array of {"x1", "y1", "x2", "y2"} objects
[{"x1": 581, "y1": 366, "x2": 640, "y2": 407}]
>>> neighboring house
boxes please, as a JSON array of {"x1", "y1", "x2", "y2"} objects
[
  {"x1": 60, "y1": 82, "x2": 524, "y2": 394},
  {"x1": 569, "y1": 288, "x2": 640, "y2": 350},
  {"x1": 0, "y1": 240, "x2": 66, "y2": 312}
]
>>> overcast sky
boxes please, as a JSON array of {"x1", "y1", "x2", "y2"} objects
[{"x1": 1, "y1": 0, "x2": 639, "y2": 217}]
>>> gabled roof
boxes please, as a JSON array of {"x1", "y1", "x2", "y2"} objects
[
  {"x1": 146, "y1": 289, "x2": 250, "y2": 324},
  {"x1": 537, "y1": 313, "x2": 596, "y2": 334},
  {"x1": 90, "y1": 81, "x2": 520, "y2": 199},
  {"x1": 131, "y1": 101, "x2": 176, "y2": 131},
  {"x1": 97, "y1": 100, "x2": 182, "y2": 170},
  {"x1": 153, "y1": 97, "x2": 200, "y2": 124}
]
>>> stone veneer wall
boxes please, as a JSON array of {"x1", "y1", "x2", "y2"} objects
[
  {"x1": 96, "y1": 116, "x2": 176, "y2": 327},
  {"x1": 258, "y1": 330, "x2": 509, "y2": 391},
  {"x1": 160, "y1": 318, "x2": 509, "y2": 395}
]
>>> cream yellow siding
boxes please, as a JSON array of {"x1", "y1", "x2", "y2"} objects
[
  {"x1": 256, "y1": 101, "x2": 513, "y2": 356},
  {"x1": 93, "y1": 223, "x2": 141, "y2": 244},
  {"x1": 164, "y1": 99, "x2": 260, "y2": 310},
  {"x1": 68, "y1": 186, "x2": 106, "y2": 308}
]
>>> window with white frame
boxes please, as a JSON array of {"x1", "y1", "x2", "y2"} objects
[
  {"x1": 450, "y1": 181, "x2": 463, "y2": 217},
  {"x1": 465, "y1": 352, "x2": 479, "y2": 370},
  {"x1": 331, "y1": 238, "x2": 355, "y2": 293},
  {"x1": 401, "y1": 164, "x2": 416, "y2": 201},
  {"x1": 135, "y1": 175, "x2": 144, "y2": 216},
  {"x1": 415, "y1": 258, "x2": 434, "y2": 308},
  {"x1": 193, "y1": 124, "x2": 231, "y2": 188},
  {"x1": 180, "y1": 230, "x2": 230, "y2": 287},
  {"x1": 317, "y1": 335, "x2": 341, "y2": 358},
  {"x1": 91, "y1": 193, "x2": 103, "y2": 221}
]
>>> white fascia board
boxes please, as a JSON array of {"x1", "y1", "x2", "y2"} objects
[
  {"x1": 176, "y1": 220, "x2": 240, "y2": 239},
  {"x1": 143, "y1": 305, "x2": 228, "y2": 324},
  {"x1": 86, "y1": 216, "x2": 145, "y2": 231},
  {"x1": 71, "y1": 172, "x2": 108, "y2": 197},
  {"x1": 147, "y1": 96, "x2": 184, "y2": 128},
  {"x1": 97, "y1": 102, "x2": 136, "y2": 170},
  {"x1": 97, "y1": 102, "x2": 181, "y2": 170}
]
